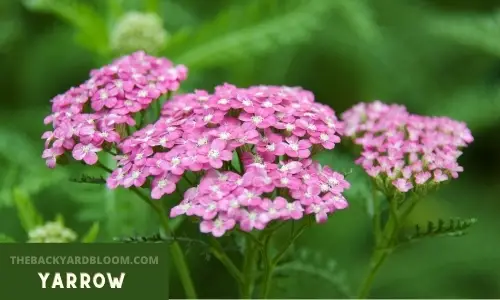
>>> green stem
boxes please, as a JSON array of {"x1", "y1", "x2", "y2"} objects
[
  {"x1": 130, "y1": 188, "x2": 197, "y2": 299},
  {"x1": 236, "y1": 148, "x2": 245, "y2": 174},
  {"x1": 241, "y1": 233, "x2": 260, "y2": 299},
  {"x1": 261, "y1": 223, "x2": 308, "y2": 299},
  {"x1": 208, "y1": 237, "x2": 244, "y2": 287},
  {"x1": 356, "y1": 195, "x2": 419, "y2": 299},
  {"x1": 372, "y1": 185, "x2": 381, "y2": 244}
]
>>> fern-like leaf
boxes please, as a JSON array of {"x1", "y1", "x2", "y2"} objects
[
  {"x1": 164, "y1": 0, "x2": 335, "y2": 69},
  {"x1": 404, "y1": 217, "x2": 478, "y2": 244},
  {"x1": 70, "y1": 174, "x2": 107, "y2": 185},
  {"x1": 273, "y1": 248, "x2": 353, "y2": 298}
]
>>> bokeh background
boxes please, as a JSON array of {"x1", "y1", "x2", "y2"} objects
[{"x1": 1, "y1": 0, "x2": 500, "y2": 298}]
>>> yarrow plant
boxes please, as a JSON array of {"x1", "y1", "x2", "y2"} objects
[
  {"x1": 341, "y1": 101, "x2": 474, "y2": 298},
  {"x1": 41, "y1": 52, "x2": 475, "y2": 299}
]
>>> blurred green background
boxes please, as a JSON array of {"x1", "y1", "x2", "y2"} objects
[{"x1": 1, "y1": 0, "x2": 500, "y2": 298}]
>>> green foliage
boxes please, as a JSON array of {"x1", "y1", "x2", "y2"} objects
[
  {"x1": 80, "y1": 222, "x2": 100, "y2": 243},
  {"x1": 0, "y1": 234, "x2": 16, "y2": 243},
  {"x1": 274, "y1": 248, "x2": 353, "y2": 298},
  {"x1": 21, "y1": 0, "x2": 109, "y2": 54},
  {"x1": 164, "y1": 0, "x2": 335, "y2": 69},
  {"x1": 12, "y1": 188, "x2": 44, "y2": 232},
  {"x1": 403, "y1": 217, "x2": 478, "y2": 244},
  {"x1": 314, "y1": 150, "x2": 371, "y2": 204},
  {"x1": 0, "y1": 129, "x2": 67, "y2": 206},
  {"x1": 426, "y1": 10, "x2": 500, "y2": 58}
]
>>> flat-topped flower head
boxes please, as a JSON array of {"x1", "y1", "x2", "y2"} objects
[
  {"x1": 41, "y1": 51, "x2": 187, "y2": 168},
  {"x1": 341, "y1": 101, "x2": 473, "y2": 194}
]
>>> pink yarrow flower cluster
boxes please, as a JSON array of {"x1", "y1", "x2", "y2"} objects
[
  {"x1": 341, "y1": 101, "x2": 474, "y2": 193},
  {"x1": 109, "y1": 83, "x2": 350, "y2": 236},
  {"x1": 42, "y1": 51, "x2": 187, "y2": 167}
]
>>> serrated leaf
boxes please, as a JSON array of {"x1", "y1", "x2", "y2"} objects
[
  {"x1": 81, "y1": 222, "x2": 100, "y2": 243},
  {"x1": 0, "y1": 234, "x2": 16, "y2": 243},
  {"x1": 402, "y1": 217, "x2": 478, "y2": 245},
  {"x1": 12, "y1": 188, "x2": 43, "y2": 232},
  {"x1": 274, "y1": 248, "x2": 353, "y2": 298},
  {"x1": 164, "y1": 0, "x2": 334, "y2": 69}
]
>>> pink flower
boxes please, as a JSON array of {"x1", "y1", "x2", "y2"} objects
[
  {"x1": 392, "y1": 178, "x2": 413, "y2": 192},
  {"x1": 72, "y1": 143, "x2": 101, "y2": 165},
  {"x1": 122, "y1": 166, "x2": 148, "y2": 188},
  {"x1": 151, "y1": 173, "x2": 179, "y2": 199},
  {"x1": 200, "y1": 215, "x2": 236, "y2": 237},
  {"x1": 42, "y1": 147, "x2": 64, "y2": 168},
  {"x1": 239, "y1": 209, "x2": 267, "y2": 231},
  {"x1": 280, "y1": 136, "x2": 311, "y2": 158},
  {"x1": 282, "y1": 201, "x2": 304, "y2": 220},
  {"x1": 198, "y1": 139, "x2": 233, "y2": 169}
]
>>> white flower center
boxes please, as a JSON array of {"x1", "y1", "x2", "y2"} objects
[
  {"x1": 214, "y1": 219, "x2": 223, "y2": 228},
  {"x1": 289, "y1": 143, "x2": 299, "y2": 151},
  {"x1": 266, "y1": 143, "x2": 275, "y2": 151},
  {"x1": 320, "y1": 133, "x2": 329, "y2": 141},
  {"x1": 197, "y1": 137, "x2": 208, "y2": 146},
  {"x1": 171, "y1": 157, "x2": 181, "y2": 166},
  {"x1": 307, "y1": 124, "x2": 317, "y2": 131},
  {"x1": 158, "y1": 180, "x2": 167, "y2": 188},
  {"x1": 138, "y1": 90, "x2": 148, "y2": 97},
  {"x1": 132, "y1": 171, "x2": 141, "y2": 179},
  {"x1": 208, "y1": 149, "x2": 220, "y2": 159},
  {"x1": 100, "y1": 91, "x2": 108, "y2": 99},
  {"x1": 262, "y1": 101, "x2": 273, "y2": 108},
  {"x1": 280, "y1": 178, "x2": 289, "y2": 185},
  {"x1": 204, "y1": 114, "x2": 213, "y2": 122},
  {"x1": 218, "y1": 98, "x2": 228, "y2": 105},
  {"x1": 220, "y1": 132, "x2": 231, "y2": 140},
  {"x1": 251, "y1": 116, "x2": 263, "y2": 124},
  {"x1": 248, "y1": 212, "x2": 257, "y2": 221},
  {"x1": 285, "y1": 123, "x2": 295, "y2": 131}
]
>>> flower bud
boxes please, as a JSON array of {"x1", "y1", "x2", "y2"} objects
[
  {"x1": 110, "y1": 12, "x2": 168, "y2": 55},
  {"x1": 27, "y1": 221, "x2": 77, "y2": 243}
]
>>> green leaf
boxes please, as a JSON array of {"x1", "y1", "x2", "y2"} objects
[
  {"x1": 21, "y1": 0, "x2": 109, "y2": 54},
  {"x1": 314, "y1": 150, "x2": 371, "y2": 203},
  {"x1": 426, "y1": 10, "x2": 500, "y2": 57},
  {"x1": 422, "y1": 84, "x2": 500, "y2": 131},
  {"x1": 81, "y1": 222, "x2": 100, "y2": 243},
  {"x1": 0, "y1": 234, "x2": 16, "y2": 243},
  {"x1": 0, "y1": 128, "x2": 68, "y2": 207},
  {"x1": 12, "y1": 188, "x2": 43, "y2": 232},
  {"x1": 403, "y1": 217, "x2": 478, "y2": 244},
  {"x1": 164, "y1": 0, "x2": 335, "y2": 69},
  {"x1": 55, "y1": 214, "x2": 65, "y2": 225},
  {"x1": 274, "y1": 248, "x2": 353, "y2": 298}
]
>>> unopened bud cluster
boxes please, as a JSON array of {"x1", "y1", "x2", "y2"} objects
[
  {"x1": 110, "y1": 12, "x2": 168, "y2": 55},
  {"x1": 28, "y1": 222, "x2": 77, "y2": 243}
]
